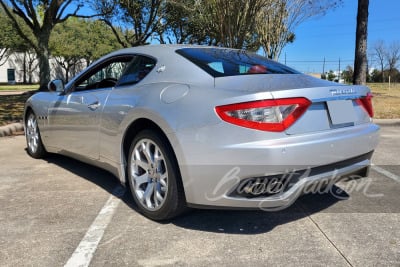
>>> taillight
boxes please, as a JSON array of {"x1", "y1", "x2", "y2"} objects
[
  {"x1": 356, "y1": 92, "x2": 374, "y2": 117},
  {"x1": 215, "y1": 98, "x2": 311, "y2": 132}
]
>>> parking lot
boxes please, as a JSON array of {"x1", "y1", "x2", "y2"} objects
[{"x1": 0, "y1": 125, "x2": 399, "y2": 267}]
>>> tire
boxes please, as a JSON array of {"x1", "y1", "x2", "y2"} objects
[
  {"x1": 25, "y1": 112, "x2": 47, "y2": 158},
  {"x1": 127, "y1": 130, "x2": 186, "y2": 220}
]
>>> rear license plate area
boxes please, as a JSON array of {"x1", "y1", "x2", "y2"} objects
[{"x1": 326, "y1": 100, "x2": 356, "y2": 126}]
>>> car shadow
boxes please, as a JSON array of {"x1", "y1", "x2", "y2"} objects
[
  {"x1": 41, "y1": 153, "x2": 349, "y2": 235},
  {"x1": 167, "y1": 191, "x2": 348, "y2": 235},
  {"x1": 42, "y1": 154, "x2": 121, "y2": 195}
]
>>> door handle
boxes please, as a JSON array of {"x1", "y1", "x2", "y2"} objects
[{"x1": 87, "y1": 101, "x2": 100, "y2": 111}]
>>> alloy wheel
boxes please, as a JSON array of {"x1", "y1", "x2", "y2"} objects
[
  {"x1": 26, "y1": 113, "x2": 39, "y2": 154},
  {"x1": 130, "y1": 138, "x2": 168, "y2": 211}
]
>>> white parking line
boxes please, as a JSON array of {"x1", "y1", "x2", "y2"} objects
[
  {"x1": 64, "y1": 185, "x2": 126, "y2": 267},
  {"x1": 371, "y1": 165, "x2": 400, "y2": 183}
]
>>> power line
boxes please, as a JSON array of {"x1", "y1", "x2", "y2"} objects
[
  {"x1": 295, "y1": 28, "x2": 400, "y2": 39},
  {"x1": 303, "y1": 18, "x2": 400, "y2": 29}
]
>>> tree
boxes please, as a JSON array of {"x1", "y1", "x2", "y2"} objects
[
  {"x1": 24, "y1": 51, "x2": 39, "y2": 84},
  {"x1": 257, "y1": 0, "x2": 343, "y2": 59},
  {"x1": 327, "y1": 70, "x2": 336, "y2": 81},
  {"x1": 371, "y1": 40, "x2": 386, "y2": 82},
  {"x1": 342, "y1": 65, "x2": 354, "y2": 84},
  {"x1": 84, "y1": 19, "x2": 124, "y2": 64},
  {"x1": 159, "y1": 0, "x2": 206, "y2": 44},
  {"x1": 98, "y1": 0, "x2": 165, "y2": 47},
  {"x1": 50, "y1": 17, "x2": 86, "y2": 82},
  {"x1": 353, "y1": 0, "x2": 369, "y2": 85},
  {"x1": 203, "y1": 0, "x2": 270, "y2": 49},
  {"x1": 165, "y1": 0, "x2": 342, "y2": 54},
  {"x1": 257, "y1": 1, "x2": 292, "y2": 59},
  {"x1": 0, "y1": 8, "x2": 29, "y2": 66},
  {"x1": 1, "y1": 8, "x2": 39, "y2": 83},
  {"x1": 0, "y1": 10, "x2": 14, "y2": 65},
  {"x1": 370, "y1": 69, "x2": 381, "y2": 83},
  {"x1": 385, "y1": 41, "x2": 400, "y2": 82},
  {"x1": 11, "y1": 50, "x2": 39, "y2": 83},
  {"x1": 50, "y1": 18, "x2": 122, "y2": 82},
  {"x1": 104, "y1": 0, "x2": 341, "y2": 55},
  {"x1": 100, "y1": 0, "x2": 269, "y2": 49},
  {"x1": 0, "y1": 0, "x2": 105, "y2": 89}
]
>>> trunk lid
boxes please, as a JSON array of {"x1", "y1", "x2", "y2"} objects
[{"x1": 214, "y1": 74, "x2": 372, "y2": 135}]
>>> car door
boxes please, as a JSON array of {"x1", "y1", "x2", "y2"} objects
[{"x1": 47, "y1": 55, "x2": 134, "y2": 159}]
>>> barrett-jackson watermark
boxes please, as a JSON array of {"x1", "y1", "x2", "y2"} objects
[{"x1": 205, "y1": 166, "x2": 383, "y2": 211}]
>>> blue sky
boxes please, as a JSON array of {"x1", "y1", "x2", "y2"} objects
[
  {"x1": 278, "y1": 0, "x2": 400, "y2": 73},
  {"x1": 73, "y1": 1, "x2": 398, "y2": 74}
]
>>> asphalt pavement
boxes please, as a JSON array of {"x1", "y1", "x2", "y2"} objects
[{"x1": 0, "y1": 126, "x2": 399, "y2": 266}]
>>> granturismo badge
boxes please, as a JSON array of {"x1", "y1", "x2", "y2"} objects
[{"x1": 330, "y1": 88, "x2": 357, "y2": 96}]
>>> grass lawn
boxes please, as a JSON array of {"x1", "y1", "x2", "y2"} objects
[
  {"x1": 0, "y1": 94, "x2": 31, "y2": 126},
  {"x1": 0, "y1": 83, "x2": 399, "y2": 127},
  {"x1": 368, "y1": 83, "x2": 400, "y2": 119},
  {"x1": 0, "y1": 84, "x2": 39, "y2": 91}
]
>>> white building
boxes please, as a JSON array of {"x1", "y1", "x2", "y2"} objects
[
  {"x1": 0, "y1": 50, "x2": 40, "y2": 84},
  {"x1": 0, "y1": 49, "x2": 85, "y2": 84}
]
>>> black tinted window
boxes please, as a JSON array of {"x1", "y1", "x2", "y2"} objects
[
  {"x1": 176, "y1": 48, "x2": 299, "y2": 77},
  {"x1": 74, "y1": 56, "x2": 133, "y2": 91},
  {"x1": 117, "y1": 56, "x2": 156, "y2": 86}
]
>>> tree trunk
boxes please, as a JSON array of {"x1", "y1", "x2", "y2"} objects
[
  {"x1": 23, "y1": 52, "x2": 27, "y2": 84},
  {"x1": 353, "y1": 0, "x2": 369, "y2": 85},
  {"x1": 28, "y1": 60, "x2": 32, "y2": 84},
  {"x1": 37, "y1": 32, "x2": 51, "y2": 91},
  {"x1": 65, "y1": 64, "x2": 70, "y2": 83}
]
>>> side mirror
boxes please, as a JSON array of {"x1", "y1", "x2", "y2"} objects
[{"x1": 48, "y1": 79, "x2": 65, "y2": 93}]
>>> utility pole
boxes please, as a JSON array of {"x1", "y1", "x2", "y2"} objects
[
  {"x1": 338, "y1": 58, "x2": 341, "y2": 83},
  {"x1": 322, "y1": 57, "x2": 326, "y2": 76}
]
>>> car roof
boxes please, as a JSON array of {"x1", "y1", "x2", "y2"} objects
[
  {"x1": 66, "y1": 44, "x2": 217, "y2": 87},
  {"x1": 105, "y1": 44, "x2": 204, "y2": 58}
]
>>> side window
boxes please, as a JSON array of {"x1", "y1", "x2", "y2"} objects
[
  {"x1": 117, "y1": 56, "x2": 156, "y2": 87},
  {"x1": 86, "y1": 62, "x2": 126, "y2": 84},
  {"x1": 74, "y1": 56, "x2": 133, "y2": 91}
]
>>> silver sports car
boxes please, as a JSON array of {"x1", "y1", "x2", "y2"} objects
[{"x1": 24, "y1": 45, "x2": 379, "y2": 220}]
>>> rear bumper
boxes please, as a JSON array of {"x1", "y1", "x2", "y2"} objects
[
  {"x1": 187, "y1": 154, "x2": 372, "y2": 210},
  {"x1": 174, "y1": 123, "x2": 380, "y2": 209}
]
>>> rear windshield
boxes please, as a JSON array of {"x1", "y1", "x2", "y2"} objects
[{"x1": 176, "y1": 47, "x2": 299, "y2": 77}]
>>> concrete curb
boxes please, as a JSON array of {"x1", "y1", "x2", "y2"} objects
[
  {"x1": 374, "y1": 119, "x2": 400, "y2": 127},
  {"x1": 0, "y1": 123, "x2": 24, "y2": 137}
]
